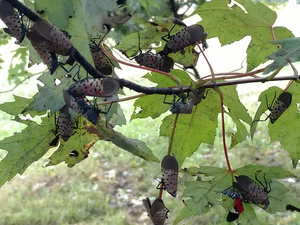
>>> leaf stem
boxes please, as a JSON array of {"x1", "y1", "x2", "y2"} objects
[
  {"x1": 167, "y1": 113, "x2": 179, "y2": 155},
  {"x1": 214, "y1": 87, "x2": 232, "y2": 172},
  {"x1": 96, "y1": 93, "x2": 146, "y2": 105},
  {"x1": 158, "y1": 183, "x2": 164, "y2": 199},
  {"x1": 197, "y1": 42, "x2": 215, "y2": 79}
]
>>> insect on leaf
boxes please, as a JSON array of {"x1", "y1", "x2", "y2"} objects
[{"x1": 193, "y1": 0, "x2": 294, "y2": 71}]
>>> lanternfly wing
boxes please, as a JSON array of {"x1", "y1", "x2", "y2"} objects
[
  {"x1": 68, "y1": 78, "x2": 120, "y2": 98},
  {"x1": 160, "y1": 24, "x2": 208, "y2": 55},
  {"x1": 161, "y1": 155, "x2": 178, "y2": 197},
  {"x1": 170, "y1": 98, "x2": 194, "y2": 114},
  {"x1": 58, "y1": 105, "x2": 74, "y2": 142},
  {"x1": 0, "y1": 1, "x2": 26, "y2": 44},
  {"x1": 143, "y1": 198, "x2": 169, "y2": 225},
  {"x1": 270, "y1": 92, "x2": 292, "y2": 124},
  {"x1": 90, "y1": 44, "x2": 113, "y2": 75}
]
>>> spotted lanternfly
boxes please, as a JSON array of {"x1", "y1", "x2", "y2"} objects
[
  {"x1": 226, "y1": 197, "x2": 244, "y2": 222},
  {"x1": 26, "y1": 18, "x2": 73, "y2": 73},
  {"x1": 143, "y1": 197, "x2": 169, "y2": 225},
  {"x1": 67, "y1": 78, "x2": 120, "y2": 98},
  {"x1": 26, "y1": 30, "x2": 59, "y2": 74},
  {"x1": 220, "y1": 187, "x2": 244, "y2": 200},
  {"x1": 90, "y1": 43, "x2": 113, "y2": 75},
  {"x1": 131, "y1": 32, "x2": 174, "y2": 72},
  {"x1": 159, "y1": 24, "x2": 208, "y2": 55},
  {"x1": 170, "y1": 98, "x2": 194, "y2": 114},
  {"x1": 28, "y1": 18, "x2": 73, "y2": 56},
  {"x1": 267, "y1": 92, "x2": 292, "y2": 124},
  {"x1": 63, "y1": 90, "x2": 100, "y2": 125},
  {"x1": 58, "y1": 105, "x2": 75, "y2": 142},
  {"x1": 135, "y1": 51, "x2": 174, "y2": 73},
  {"x1": 160, "y1": 155, "x2": 178, "y2": 197},
  {"x1": 233, "y1": 174, "x2": 271, "y2": 209},
  {"x1": 0, "y1": 0, "x2": 26, "y2": 44}
]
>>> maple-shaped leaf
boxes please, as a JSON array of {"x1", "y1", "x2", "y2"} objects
[
  {"x1": 67, "y1": 0, "x2": 92, "y2": 64},
  {"x1": 160, "y1": 90, "x2": 220, "y2": 166},
  {"x1": 221, "y1": 85, "x2": 252, "y2": 148},
  {"x1": 116, "y1": 17, "x2": 199, "y2": 66},
  {"x1": 160, "y1": 85, "x2": 251, "y2": 165},
  {"x1": 0, "y1": 95, "x2": 34, "y2": 117},
  {"x1": 47, "y1": 119, "x2": 102, "y2": 167},
  {"x1": 176, "y1": 165, "x2": 297, "y2": 224},
  {"x1": 235, "y1": 165, "x2": 300, "y2": 213},
  {"x1": 116, "y1": 17, "x2": 186, "y2": 57},
  {"x1": 268, "y1": 82, "x2": 300, "y2": 168},
  {"x1": 264, "y1": 37, "x2": 300, "y2": 74},
  {"x1": 0, "y1": 117, "x2": 54, "y2": 187},
  {"x1": 131, "y1": 70, "x2": 193, "y2": 120},
  {"x1": 23, "y1": 69, "x2": 75, "y2": 115},
  {"x1": 34, "y1": 0, "x2": 74, "y2": 30},
  {"x1": 82, "y1": 0, "x2": 130, "y2": 37},
  {"x1": 226, "y1": 109, "x2": 249, "y2": 149},
  {"x1": 194, "y1": 0, "x2": 294, "y2": 72},
  {"x1": 251, "y1": 84, "x2": 300, "y2": 167},
  {"x1": 174, "y1": 167, "x2": 231, "y2": 224}
]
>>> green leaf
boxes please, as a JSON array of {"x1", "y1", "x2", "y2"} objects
[
  {"x1": 227, "y1": 110, "x2": 249, "y2": 149},
  {"x1": 0, "y1": 95, "x2": 34, "y2": 117},
  {"x1": 160, "y1": 90, "x2": 220, "y2": 166},
  {"x1": 176, "y1": 164, "x2": 297, "y2": 224},
  {"x1": 235, "y1": 164, "x2": 297, "y2": 180},
  {"x1": 96, "y1": 120, "x2": 159, "y2": 162},
  {"x1": 222, "y1": 84, "x2": 252, "y2": 124},
  {"x1": 116, "y1": 18, "x2": 185, "y2": 57},
  {"x1": 47, "y1": 118, "x2": 101, "y2": 167},
  {"x1": 168, "y1": 46, "x2": 199, "y2": 69},
  {"x1": 67, "y1": 0, "x2": 92, "y2": 64},
  {"x1": 82, "y1": 0, "x2": 119, "y2": 37},
  {"x1": 0, "y1": 30, "x2": 10, "y2": 46},
  {"x1": 34, "y1": 0, "x2": 74, "y2": 30},
  {"x1": 8, "y1": 47, "x2": 30, "y2": 82},
  {"x1": 105, "y1": 103, "x2": 126, "y2": 126},
  {"x1": 0, "y1": 117, "x2": 53, "y2": 187},
  {"x1": 268, "y1": 83, "x2": 300, "y2": 168},
  {"x1": 264, "y1": 37, "x2": 300, "y2": 74},
  {"x1": 194, "y1": 0, "x2": 294, "y2": 71},
  {"x1": 131, "y1": 70, "x2": 193, "y2": 120},
  {"x1": 235, "y1": 165, "x2": 300, "y2": 213},
  {"x1": 174, "y1": 168, "x2": 230, "y2": 224},
  {"x1": 268, "y1": 180, "x2": 300, "y2": 214},
  {"x1": 23, "y1": 70, "x2": 75, "y2": 115}
]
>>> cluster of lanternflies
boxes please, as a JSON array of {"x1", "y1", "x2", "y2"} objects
[{"x1": 0, "y1": 0, "x2": 295, "y2": 224}]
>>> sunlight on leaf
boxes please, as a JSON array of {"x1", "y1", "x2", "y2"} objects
[{"x1": 194, "y1": 0, "x2": 294, "y2": 71}]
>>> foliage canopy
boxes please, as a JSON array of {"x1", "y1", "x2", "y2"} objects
[{"x1": 1, "y1": 0, "x2": 300, "y2": 224}]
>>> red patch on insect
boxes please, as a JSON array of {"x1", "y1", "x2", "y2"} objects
[{"x1": 234, "y1": 197, "x2": 244, "y2": 214}]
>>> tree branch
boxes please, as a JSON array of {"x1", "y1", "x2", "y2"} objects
[{"x1": 5, "y1": 0, "x2": 299, "y2": 97}]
